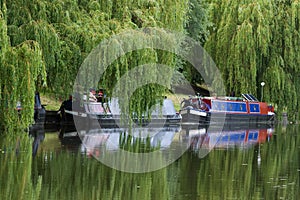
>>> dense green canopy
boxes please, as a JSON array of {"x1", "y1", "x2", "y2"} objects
[
  {"x1": 0, "y1": 0, "x2": 299, "y2": 131},
  {"x1": 0, "y1": 3, "x2": 46, "y2": 130},
  {"x1": 0, "y1": 0, "x2": 189, "y2": 130},
  {"x1": 204, "y1": 0, "x2": 300, "y2": 120}
]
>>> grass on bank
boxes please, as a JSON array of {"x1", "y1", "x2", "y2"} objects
[{"x1": 40, "y1": 93, "x2": 62, "y2": 111}]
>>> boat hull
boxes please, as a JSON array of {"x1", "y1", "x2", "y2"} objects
[
  {"x1": 181, "y1": 109, "x2": 275, "y2": 125},
  {"x1": 87, "y1": 114, "x2": 181, "y2": 128},
  {"x1": 180, "y1": 109, "x2": 210, "y2": 124},
  {"x1": 64, "y1": 111, "x2": 181, "y2": 129},
  {"x1": 209, "y1": 112, "x2": 275, "y2": 125}
]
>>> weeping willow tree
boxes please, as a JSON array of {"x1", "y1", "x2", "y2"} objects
[
  {"x1": 75, "y1": 27, "x2": 180, "y2": 121},
  {"x1": 2, "y1": 0, "x2": 188, "y2": 123},
  {"x1": 204, "y1": 0, "x2": 300, "y2": 120},
  {"x1": 5, "y1": 0, "x2": 188, "y2": 97},
  {"x1": 177, "y1": 0, "x2": 211, "y2": 84},
  {"x1": 0, "y1": 2, "x2": 46, "y2": 131},
  {"x1": 0, "y1": 0, "x2": 190, "y2": 129}
]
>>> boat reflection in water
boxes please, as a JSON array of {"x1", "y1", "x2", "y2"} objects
[
  {"x1": 182, "y1": 124, "x2": 273, "y2": 153},
  {"x1": 59, "y1": 125, "x2": 183, "y2": 157},
  {"x1": 58, "y1": 123, "x2": 273, "y2": 158}
]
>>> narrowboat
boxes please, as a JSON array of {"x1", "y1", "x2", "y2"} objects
[
  {"x1": 180, "y1": 94, "x2": 275, "y2": 125},
  {"x1": 60, "y1": 97, "x2": 182, "y2": 128}
]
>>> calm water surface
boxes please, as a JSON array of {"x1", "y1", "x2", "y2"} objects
[{"x1": 1, "y1": 124, "x2": 299, "y2": 199}]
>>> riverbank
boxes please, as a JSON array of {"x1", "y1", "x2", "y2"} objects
[{"x1": 40, "y1": 93, "x2": 61, "y2": 111}]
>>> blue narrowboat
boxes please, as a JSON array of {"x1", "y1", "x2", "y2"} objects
[{"x1": 180, "y1": 94, "x2": 275, "y2": 125}]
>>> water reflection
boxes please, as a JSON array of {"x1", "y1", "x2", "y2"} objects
[
  {"x1": 0, "y1": 131, "x2": 42, "y2": 200},
  {"x1": 59, "y1": 125, "x2": 188, "y2": 172},
  {"x1": 24, "y1": 124, "x2": 300, "y2": 199},
  {"x1": 29, "y1": 124, "x2": 45, "y2": 156},
  {"x1": 80, "y1": 126, "x2": 180, "y2": 152},
  {"x1": 52, "y1": 124, "x2": 275, "y2": 159},
  {"x1": 57, "y1": 126, "x2": 181, "y2": 152},
  {"x1": 182, "y1": 125, "x2": 273, "y2": 152}
]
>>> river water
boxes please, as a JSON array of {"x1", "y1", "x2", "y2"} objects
[{"x1": 1, "y1": 123, "x2": 299, "y2": 199}]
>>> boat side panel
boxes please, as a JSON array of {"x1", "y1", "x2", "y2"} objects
[
  {"x1": 211, "y1": 100, "x2": 248, "y2": 114},
  {"x1": 249, "y1": 103, "x2": 260, "y2": 114},
  {"x1": 209, "y1": 100, "x2": 270, "y2": 116},
  {"x1": 258, "y1": 102, "x2": 269, "y2": 115}
]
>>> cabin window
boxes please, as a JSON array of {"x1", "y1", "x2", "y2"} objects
[{"x1": 221, "y1": 104, "x2": 225, "y2": 111}]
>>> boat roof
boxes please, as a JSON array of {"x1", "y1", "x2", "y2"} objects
[
  {"x1": 241, "y1": 94, "x2": 259, "y2": 102},
  {"x1": 188, "y1": 93, "x2": 259, "y2": 102}
]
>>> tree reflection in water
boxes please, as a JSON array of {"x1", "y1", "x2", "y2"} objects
[{"x1": 1, "y1": 125, "x2": 299, "y2": 199}]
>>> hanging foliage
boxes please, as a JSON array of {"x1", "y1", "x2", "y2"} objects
[
  {"x1": 4, "y1": 0, "x2": 188, "y2": 98},
  {"x1": 178, "y1": 0, "x2": 211, "y2": 84},
  {"x1": 0, "y1": 2, "x2": 46, "y2": 131},
  {"x1": 205, "y1": 0, "x2": 300, "y2": 120},
  {"x1": 1, "y1": 0, "x2": 189, "y2": 130}
]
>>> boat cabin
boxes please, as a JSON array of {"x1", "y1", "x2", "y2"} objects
[{"x1": 181, "y1": 94, "x2": 275, "y2": 115}]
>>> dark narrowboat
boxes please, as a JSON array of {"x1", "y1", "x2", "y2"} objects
[{"x1": 61, "y1": 97, "x2": 182, "y2": 128}]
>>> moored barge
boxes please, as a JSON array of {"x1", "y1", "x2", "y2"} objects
[
  {"x1": 61, "y1": 97, "x2": 182, "y2": 128},
  {"x1": 180, "y1": 94, "x2": 275, "y2": 125}
]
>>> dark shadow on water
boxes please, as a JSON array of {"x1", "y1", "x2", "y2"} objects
[{"x1": 29, "y1": 124, "x2": 45, "y2": 157}]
